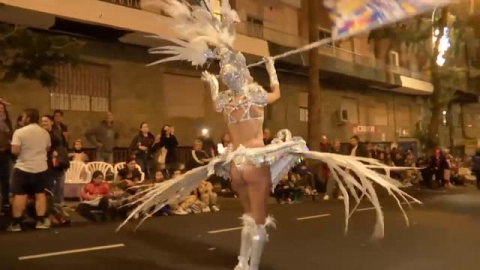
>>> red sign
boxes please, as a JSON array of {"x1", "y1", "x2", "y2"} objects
[{"x1": 353, "y1": 126, "x2": 376, "y2": 134}]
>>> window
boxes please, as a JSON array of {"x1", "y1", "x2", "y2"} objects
[
  {"x1": 50, "y1": 64, "x2": 110, "y2": 112},
  {"x1": 299, "y1": 107, "x2": 308, "y2": 122},
  {"x1": 340, "y1": 97, "x2": 359, "y2": 124},
  {"x1": 396, "y1": 105, "x2": 412, "y2": 132},
  {"x1": 318, "y1": 28, "x2": 333, "y2": 46},
  {"x1": 246, "y1": 15, "x2": 264, "y2": 39}
]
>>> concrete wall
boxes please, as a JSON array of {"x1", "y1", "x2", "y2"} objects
[
  {"x1": 1, "y1": 41, "x2": 227, "y2": 148},
  {"x1": 264, "y1": 73, "x2": 424, "y2": 144},
  {"x1": 5, "y1": 40, "x2": 476, "y2": 150}
]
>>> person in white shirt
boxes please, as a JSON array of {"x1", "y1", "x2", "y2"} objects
[{"x1": 7, "y1": 109, "x2": 51, "y2": 232}]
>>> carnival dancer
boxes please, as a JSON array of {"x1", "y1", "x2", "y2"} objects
[{"x1": 118, "y1": 1, "x2": 420, "y2": 270}]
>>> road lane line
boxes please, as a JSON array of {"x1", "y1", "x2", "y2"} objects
[
  {"x1": 18, "y1": 244, "x2": 125, "y2": 261},
  {"x1": 208, "y1": 226, "x2": 243, "y2": 234},
  {"x1": 296, "y1": 214, "x2": 331, "y2": 221}
]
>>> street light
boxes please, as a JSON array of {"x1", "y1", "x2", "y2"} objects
[{"x1": 432, "y1": 7, "x2": 451, "y2": 67}]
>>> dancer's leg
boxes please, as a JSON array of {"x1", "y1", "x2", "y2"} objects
[
  {"x1": 242, "y1": 165, "x2": 272, "y2": 270},
  {"x1": 242, "y1": 165, "x2": 271, "y2": 225},
  {"x1": 231, "y1": 164, "x2": 253, "y2": 270},
  {"x1": 231, "y1": 164, "x2": 251, "y2": 214}
]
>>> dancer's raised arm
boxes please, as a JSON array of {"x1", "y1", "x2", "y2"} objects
[
  {"x1": 265, "y1": 57, "x2": 280, "y2": 104},
  {"x1": 201, "y1": 71, "x2": 221, "y2": 111}
]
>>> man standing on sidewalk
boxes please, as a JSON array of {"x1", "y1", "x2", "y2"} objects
[
  {"x1": 321, "y1": 137, "x2": 344, "y2": 201},
  {"x1": 7, "y1": 109, "x2": 51, "y2": 232},
  {"x1": 85, "y1": 112, "x2": 119, "y2": 164}
]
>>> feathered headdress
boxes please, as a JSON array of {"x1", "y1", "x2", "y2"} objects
[{"x1": 141, "y1": 0, "x2": 240, "y2": 66}]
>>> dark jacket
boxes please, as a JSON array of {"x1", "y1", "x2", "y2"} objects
[
  {"x1": 130, "y1": 132, "x2": 155, "y2": 160},
  {"x1": 153, "y1": 135, "x2": 179, "y2": 164},
  {"x1": 472, "y1": 153, "x2": 480, "y2": 172},
  {"x1": 186, "y1": 150, "x2": 211, "y2": 170},
  {"x1": 348, "y1": 143, "x2": 369, "y2": 158},
  {"x1": 48, "y1": 129, "x2": 69, "y2": 170}
]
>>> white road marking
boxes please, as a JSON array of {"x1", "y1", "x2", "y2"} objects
[
  {"x1": 208, "y1": 226, "x2": 243, "y2": 234},
  {"x1": 18, "y1": 244, "x2": 125, "y2": 261},
  {"x1": 296, "y1": 214, "x2": 331, "y2": 221}
]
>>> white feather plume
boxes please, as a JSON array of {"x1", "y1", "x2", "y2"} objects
[{"x1": 140, "y1": 0, "x2": 237, "y2": 66}]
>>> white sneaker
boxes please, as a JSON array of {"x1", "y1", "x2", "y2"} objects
[
  {"x1": 35, "y1": 218, "x2": 51, "y2": 229},
  {"x1": 338, "y1": 195, "x2": 344, "y2": 201},
  {"x1": 211, "y1": 205, "x2": 220, "y2": 212},
  {"x1": 312, "y1": 190, "x2": 318, "y2": 196},
  {"x1": 202, "y1": 206, "x2": 211, "y2": 213},
  {"x1": 323, "y1": 195, "x2": 330, "y2": 201}
]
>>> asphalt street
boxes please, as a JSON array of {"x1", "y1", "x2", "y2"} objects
[{"x1": 1, "y1": 187, "x2": 480, "y2": 270}]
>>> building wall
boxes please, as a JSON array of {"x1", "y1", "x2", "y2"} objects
[
  {"x1": 264, "y1": 74, "x2": 424, "y2": 144},
  {"x1": 1, "y1": 41, "x2": 228, "y2": 148},
  {"x1": 5, "y1": 39, "x2": 476, "y2": 151}
]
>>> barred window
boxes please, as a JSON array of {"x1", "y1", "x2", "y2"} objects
[
  {"x1": 299, "y1": 107, "x2": 308, "y2": 122},
  {"x1": 50, "y1": 64, "x2": 111, "y2": 112}
]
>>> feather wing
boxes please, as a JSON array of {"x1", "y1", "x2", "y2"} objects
[
  {"x1": 116, "y1": 162, "x2": 216, "y2": 231},
  {"x1": 141, "y1": 0, "x2": 236, "y2": 67},
  {"x1": 294, "y1": 150, "x2": 421, "y2": 239}
]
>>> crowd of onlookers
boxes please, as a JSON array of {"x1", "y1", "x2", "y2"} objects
[
  {"x1": 1, "y1": 97, "x2": 480, "y2": 232},
  {"x1": 0, "y1": 99, "x2": 226, "y2": 232}
]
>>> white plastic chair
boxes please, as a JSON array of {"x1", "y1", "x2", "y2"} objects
[
  {"x1": 66, "y1": 161, "x2": 89, "y2": 184},
  {"x1": 113, "y1": 162, "x2": 145, "y2": 183},
  {"x1": 64, "y1": 161, "x2": 90, "y2": 199},
  {"x1": 86, "y1": 162, "x2": 114, "y2": 179}
]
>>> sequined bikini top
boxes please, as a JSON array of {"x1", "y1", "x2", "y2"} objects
[{"x1": 215, "y1": 83, "x2": 268, "y2": 125}]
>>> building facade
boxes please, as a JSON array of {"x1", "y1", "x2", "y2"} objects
[{"x1": 0, "y1": 0, "x2": 478, "y2": 153}]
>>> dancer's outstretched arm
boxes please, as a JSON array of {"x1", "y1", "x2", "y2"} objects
[{"x1": 265, "y1": 57, "x2": 280, "y2": 104}]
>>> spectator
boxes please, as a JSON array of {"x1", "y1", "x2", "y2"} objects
[
  {"x1": 153, "y1": 170, "x2": 165, "y2": 184},
  {"x1": 8, "y1": 109, "x2": 51, "y2": 232},
  {"x1": 322, "y1": 137, "x2": 343, "y2": 201},
  {"x1": 153, "y1": 125, "x2": 179, "y2": 170},
  {"x1": 115, "y1": 156, "x2": 142, "y2": 190},
  {"x1": 15, "y1": 115, "x2": 23, "y2": 130},
  {"x1": 0, "y1": 101, "x2": 13, "y2": 211},
  {"x1": 199, "y1": 180, "x2": 220, "y2": 212},
  {"x1": 349, "y1": 136, "x2": 369, "y2": 158},
  {"x1": 384, "y1": 146, "x2": 392, "y2": 165},
  {"x1": 263, "y1": 128, "x2": 273, "y2": 145},
  {"x1": 197, "y1": 128, "x2": 216, "y2": 158},
  {"x1": 53, "y1": 110, "x2": 69, "y2": 148},
  {"x1": 430, "y1": 149, "x2": 450, "y2": 188},
  {"x1": 472, "y1": 149, "x2": 480, "y2": 189},
  {"x1": 218, "y1": 133, "x2": 231, "y2": 154},
  {"x1": 77, "y1": 171, "x2": 111, "y2": 221},
  {"x1": 41, "y1": 115, "x2": 69, "y2": 206},
  {"x1": 187, "y1": 139, "x2": 211, "y2": 170},
  {"x1": 130, "y1": 122, "x2": 155, "y2": 180},
  {"x1": 69, "y1": 139, "x2": 89, "y2": 163},
  {"x1": 85, "y1": 112, "x2": 119, "y2": 164}
]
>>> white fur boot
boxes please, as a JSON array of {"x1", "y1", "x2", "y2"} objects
[
  {"x1": 234, "y1": 214, "x2": 255, "y2": 270},
  {"x1": 247, "y1": 216, "x2": 276, "y2": 270}
]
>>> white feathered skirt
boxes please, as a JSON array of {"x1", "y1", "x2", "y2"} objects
[{"x1": 117, "y1": 130, "x2": 420, "y2": 239}]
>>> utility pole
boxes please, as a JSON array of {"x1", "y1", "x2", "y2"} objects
[{"x1": 307, "y1": 0, "x2": 322, "y2": 151}]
